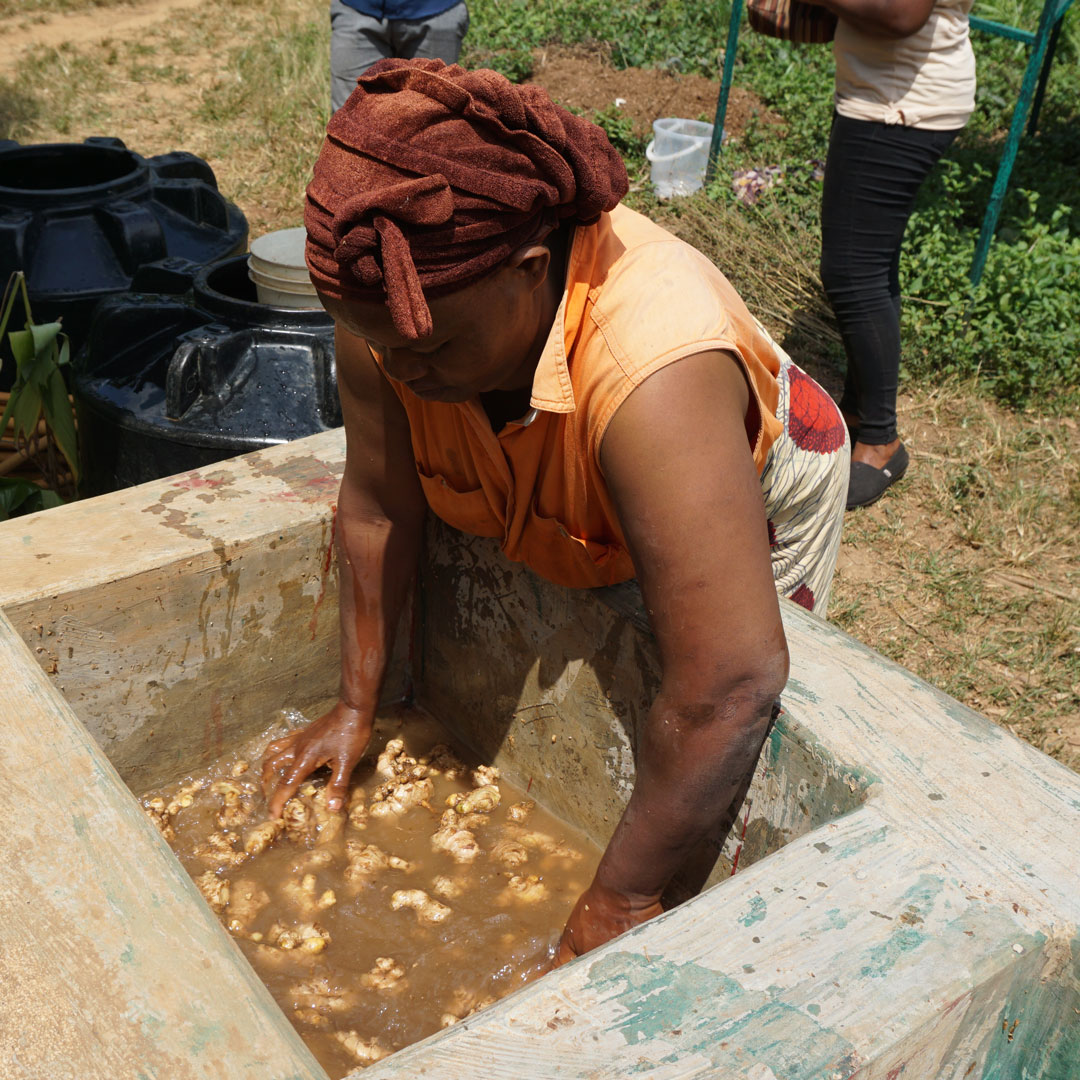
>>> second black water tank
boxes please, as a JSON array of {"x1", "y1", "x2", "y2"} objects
[{"x1": 73, "y1": 255, "x2": 340, "y2": 495}]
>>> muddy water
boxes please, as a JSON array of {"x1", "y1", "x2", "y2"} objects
[{"x1": 141, "y1": 704, "x2": 600, "y2": 1078}]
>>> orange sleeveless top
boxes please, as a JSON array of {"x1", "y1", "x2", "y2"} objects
[{"x1": 381, "y1": 204, "x2": 784, "y2": 588}]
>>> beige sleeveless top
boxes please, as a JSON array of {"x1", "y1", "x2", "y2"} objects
[{"x1": 834, "y1": 0, "x2": 976, "y2": 130}]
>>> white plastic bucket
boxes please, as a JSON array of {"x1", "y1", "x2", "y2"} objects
[
  {"x1": 248, "y1": 226, "x2": 322, "y2": 308},
  {"x1": 645, "y1": 118, "x2": 716, "y2": 200}
]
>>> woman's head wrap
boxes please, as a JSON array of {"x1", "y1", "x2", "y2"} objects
[{"x1": 304, "y1": 58, "x2": 629, "y2": 340}]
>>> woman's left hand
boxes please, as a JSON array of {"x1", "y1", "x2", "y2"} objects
[{"x1": 554, "y1": 883, "x2": 665, "y2": 966}]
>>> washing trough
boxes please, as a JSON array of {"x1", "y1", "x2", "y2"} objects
[{"x1": 1, "y1": 431, "x2": 1077, "y2": 1079}]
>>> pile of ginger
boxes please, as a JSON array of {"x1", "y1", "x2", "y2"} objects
[{"x1": 142, "y1": 727, "x2": 585, "y2": 1070}]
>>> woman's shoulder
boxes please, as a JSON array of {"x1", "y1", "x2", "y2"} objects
[{"x1": 589, "y1": 205, "x2": 736, "y2": 357}]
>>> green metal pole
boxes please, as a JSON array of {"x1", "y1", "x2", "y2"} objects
[
  {"x1": 970, "y1": 0, "x2": 1068, "y2": 286},
  {"x1": 707, "y1": 0, "x2": 745, "y2": 182},
  {"x1": 1027, "y1": 12, "x2": 1065, "y2": 134}
]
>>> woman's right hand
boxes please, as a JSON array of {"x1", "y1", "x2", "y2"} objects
[{"x1": 261, "y1": 701, "x2": 374, "y2": 818}]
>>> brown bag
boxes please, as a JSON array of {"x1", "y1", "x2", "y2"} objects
[{"x1": 747, "y1": 0, "x2": 838, "y2": 44}]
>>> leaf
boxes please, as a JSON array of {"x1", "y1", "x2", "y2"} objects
[
  {"x1": 0, "y1": 477, "x2": 43, "y2": 521},
  {"x1": 0, "y1": 391, "x2": 16, "y2": 438},
  {"x1": 0, "y1": 274, "x2": 22, "y2": 364},
  {"x1": 12, "y1": 380, "x2": 42, "y2": 443},
  {"x1": 15, "y1": 341, "x2": 55, "y2": 393},
  {"x1": 40, "y1": 489, "x2": 65, "y2": 510},
  {"x1": 29, "y1": 321, "x2": 63, "y2": 355},
  {"x1": 44, "y1": 367, "x2": 79, "y2": 483},
  {"x1": 8, "y1": 327, "x2": 35, "y2": 373}
]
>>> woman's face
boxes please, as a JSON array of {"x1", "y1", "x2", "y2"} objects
[{"x1": 319, "y1": 247, "x2": 555, "y2": 404}]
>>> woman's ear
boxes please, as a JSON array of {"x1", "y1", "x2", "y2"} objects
[{"x1": 506, "y1": 242, "x2": 552, "y2": 292}]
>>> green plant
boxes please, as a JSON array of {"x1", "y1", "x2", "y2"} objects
[
  {"x1": 0, "y1": 272, "x2": 80, "y2": 507},
  {"x1": 590, "y1": 102, "x2": 647, "y2": 159},
  {"x1": 901, "y1": 161, "x2": 1080, "y2": 406},
  {"x1": 0, "y1": 477, "x2": 63, "y2": 521}
]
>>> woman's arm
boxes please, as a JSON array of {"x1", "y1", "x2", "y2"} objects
[
  {"x1": 557, "y1": 350, "x2": 789, "y2": 961},
  {"x1": 262, "y1": 324, "x2": 427, "y2": 816},
  {"x1": 804, "y1": 0, "x2": 936, "y2": 38}
]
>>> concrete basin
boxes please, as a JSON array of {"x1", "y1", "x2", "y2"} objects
[{"x1": 1, "y1": 430, "x2": 1076, "y2": 1078}]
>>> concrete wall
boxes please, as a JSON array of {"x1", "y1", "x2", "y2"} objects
[{"x1": 1, "y1": 430, "x2": 1077, "y2": 1079}]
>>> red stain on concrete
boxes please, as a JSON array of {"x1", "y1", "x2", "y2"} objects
[{"x1": 172, "y1": 474, "x2": 228, "y2": 490}]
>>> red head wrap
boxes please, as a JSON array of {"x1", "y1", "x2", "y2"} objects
[{"x1": 304, "y1": 58, "x2": 629, "y2": 340}]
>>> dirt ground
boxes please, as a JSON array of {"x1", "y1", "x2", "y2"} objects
[
  {"x1": 4, "y1": 0, "x2": 1078, "y2": 771},
  {"x1": 529, "y1": 43, "x2": 780, "y2": 140}
]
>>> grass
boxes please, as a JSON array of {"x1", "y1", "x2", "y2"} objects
[
  {"x1": 195, "y1": 2, "x2": 330, "y2": 226},
  {"x1": 0, "y1": 79, "x2": 40, "y2": 140},
  {"x1": 0, "y1": 0, "x2": 138, "y2": 16},
  {"x1": 3, "y1": 0, "x2": 1078, "y2": 771},
  {"x1": 835, "y1": 381, "x2": 1080, "y2": 761},
  {"x1": 5, "y1": 43, "x2": 115, "y2": 136}
]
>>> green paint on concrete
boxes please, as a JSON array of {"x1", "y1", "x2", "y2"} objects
[
  {"x1": 939, "y1": 693, "x2": 1005, "y2": 742},
  {"x1": 527, "y1": 575, "x2": 544, "y2": 619},
  {"x1": 71, "y1": 813, "x2": 89, "y2": 838},
  {"x1": 807, "y1": 1004, "x2": 821, "y2": 1016},
  {"x1": 768, "y1": 722, "x2": 784, "y2": 765},
  {"x1": 585, "y1": 951, "x2": 740, "y2": 1047},
  {"x1": 739, "y1": 896, "x2": 767, "y2": 927},
  {"x1": 784, "y1": 676, "x2": 821, "y2": 705},
  {"x1": 584, "y1": 952, "x2": 858, "y2": 1077},
  {"x1": 767, "y1": 707, "x2": 881, "y2": 796},
  {"x1": 120, "y1": 943, "x2": 135, "y2": 965},
  {"x1": 859, "y1": 927, "x2": 926, "y2": 979},
  {"x1": 140, "y1": 1014, "x2": 166, "y2": 1042},
  {"x1": 982, "y1": 932, "x2": 1079, "y2": 1080},
  {"x1": 825, "y1": 908, "x2": 850, "y2": 930},
  {"x1": 898, "y1": 873, "x2": 944, "y2": 912},
  {"x1": 186, "y1": 1019, "x2": 226, "y2": 1055},
  {"x1": 849, "y1": 874, "x2": 944, "y2": 978},
  {"x1": 834, "y1": 825, "x2": 888, "y2": 859}
]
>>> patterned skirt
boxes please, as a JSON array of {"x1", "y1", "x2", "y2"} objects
[{"x1": 759, "y1": 339, "x2": 850, "y2": 618}]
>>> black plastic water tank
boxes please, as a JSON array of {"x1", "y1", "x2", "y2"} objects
[
  {"x1": 72, "y1": 254, "x2": 340, "y2": 495},
  {"x1": 0, "y1": 136, "x2": 247, "y2": 388}
]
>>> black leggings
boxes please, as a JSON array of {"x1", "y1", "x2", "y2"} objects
[{"x1": 820, "y1": 113, "x2": 960, "y2": 446}]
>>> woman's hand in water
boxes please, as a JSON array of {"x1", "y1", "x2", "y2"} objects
[
  {"x1": 554, "y1": 882, "x2": 665, "y2": 966},
  {"x1": 261, "y1": 702, "x2": 373, "y2": 818}
]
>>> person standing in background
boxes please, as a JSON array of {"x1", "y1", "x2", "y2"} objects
[
  {"x1": 805, "y1": 0, "x2": 976, "y2": 509},
  {"x1": 330, "y1": 0, "x2": 470, "y2": 112}
]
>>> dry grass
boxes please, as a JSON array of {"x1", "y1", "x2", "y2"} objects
[
  {"x1": 0, "y1": 0, "x2": 138, "y2": 17},
  {"x1": 655, "y1": 193, "x2": 841, "y2": 362},
  {"x1": 836, "y1": 385, "x2": 1080, "y2": 770},
  {"x1": 4, "y1": 0, "x2": 1079, "y2": 772}
]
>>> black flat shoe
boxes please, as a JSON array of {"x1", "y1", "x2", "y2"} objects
[{"x1": 846, "y1": 443, "x2": 909, "y2": 510}]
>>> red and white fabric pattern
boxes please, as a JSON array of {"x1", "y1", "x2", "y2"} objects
[{"x1": 758, "y1": 331, "x2": 850, "y2": 617}]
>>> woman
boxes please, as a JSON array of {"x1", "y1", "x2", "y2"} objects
[
  {"x1": 262, "y1": 59, "x2": 849, "y2": 963},
  {"x1": 809, "y1": 0, "x2": 975, "y2": 507}
]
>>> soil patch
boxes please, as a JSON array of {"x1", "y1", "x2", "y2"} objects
[
  {"x1": 528, "y1": 44, "x2": 781, "y2": 140},
  {"x1": 2, "y1": 0, "x2": 202, "y2": 76}
]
